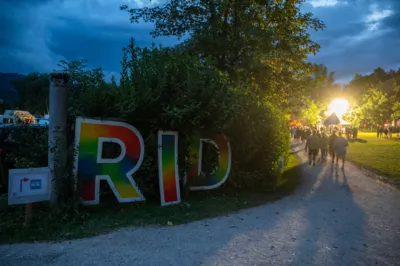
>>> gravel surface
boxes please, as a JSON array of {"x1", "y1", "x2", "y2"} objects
[{"x1": 1, "y1": 143, "x2": 400, "y2": 266}]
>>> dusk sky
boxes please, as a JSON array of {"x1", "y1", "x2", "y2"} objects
[{"x1": 0, "y1": 0, "x2": 399, "y2": 84}]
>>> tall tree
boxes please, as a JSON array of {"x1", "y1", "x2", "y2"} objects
[
  {"x1": 121, "y1": 0, "x2": 325, "y2": 105},
  {"x1": 57, "y1": 59, "x2": 110, "y2": 116},
  {"x1": 298, "y1": 100, "x2": 322, "y2": 125},
  {"x1": 344, "y1": 67, "x2": 400, "y2": 100},
  {"x1": 12, "y1": 73, "x2": 49, "y2": 114},
  {"x1": 344, "y1": 68, "x2": 400, "y2": 125},
  {"x1": 358, "y1": 87, "x2": 390, "y2": 126},
  {"x1": 309, "y1": 64, "x2": 342, "y2": 105}
]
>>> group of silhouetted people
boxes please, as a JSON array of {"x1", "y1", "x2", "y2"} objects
[
  {"x1": 344, "y1": 126, "x2": 358, "y2": 140},
  {"x1": 291, "y1": 127, "x2": 348, "y2": 169},
  {"x1": 291, "y1": 126, "x2": 311, "y2": 144},
  {"x1": 376, "y1": 126, "x2": 400, "y2": 139}
]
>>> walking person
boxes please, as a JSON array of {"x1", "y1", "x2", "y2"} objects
[
  {"x1": 328, "y1": 130, "x2": 338, "y2": 164},
  {"x1": 319, "y1": 132, "x2": 329, "y2": 163},
  {"x1": 334, "y1": 131, "x2": 349, "y2": 169},
  {"x1": 345, "y1": 127, "x2": 350, "y2": 140},
  {"x1": 353, "y1": 127, "x2": 358, "y2": 139},
  {"x1": 383, "y1": 127, "x2": 388, "y2": 139},
  {"x1": 293, "y1": 127, "x2": 298, "y2": 143},
  {"x1": 299, "y1": 127, "x2": 303, "y2": 143},
  {"x1": 305, "y1": 130, "x2": 320, "y2": 166}
]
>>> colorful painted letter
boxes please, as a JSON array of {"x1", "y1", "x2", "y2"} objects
[
  {"x1": 186, "y1": 134, "x2": 232, "y2": 190},
  {"x1": 74, "y1": 118, "x2": 145, "y2": 205},
  {"x1": 157, "y1": 131, "x2": 181, "y2": 206}
]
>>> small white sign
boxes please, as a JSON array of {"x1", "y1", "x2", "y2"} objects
[{"x1": 8, "y1": 167, "x2": 51, "y2": 205}]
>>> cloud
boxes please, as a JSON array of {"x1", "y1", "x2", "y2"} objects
[
  {"x1": 306, "y1": 0, "x2": 400, "y2": 83},
  {"x1": 0, "y1": 0, "x2": 175, "y2": 77},
  {"x1": 308, "y1": 0, "x2": 345, "y2": 8},
  {"x1": 0, "y1": 0, "x2": 64, "y2": 74},
  {"x1": 365, "y1": 4, "x2": 394, "y2": 30},
  {"x1": 0, "y1": 0, "x2": 399, "y2": 86}
]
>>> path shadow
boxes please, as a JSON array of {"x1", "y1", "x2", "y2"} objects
[
  {"x1": 197, "y1": 145, "x2": 369, "y2": 265},
  {"x1": 289, "y1": 163, "x2": 367, "y2": 265}
]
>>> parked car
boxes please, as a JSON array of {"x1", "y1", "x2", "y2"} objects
[
  {"x1": 38, "y1": 115, "x2": 49, "y2": 125},
  {"x1": 2, "y1": 110, "x2": 36, "y2": 125},
  {"x1": 34, "y1": 115, "x2": 42, "y2": 122}
]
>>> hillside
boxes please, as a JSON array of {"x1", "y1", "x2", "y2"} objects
[{"x1": 0, "y1": 73, "x2": 24, "y2": 102}]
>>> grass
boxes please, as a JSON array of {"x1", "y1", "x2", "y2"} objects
[
  {"x1": 0, "y1": 152, "x2": 302, "y2": 244},
  {"x1": 346, "y1": 132, "x2": 400, "y2": 184}
]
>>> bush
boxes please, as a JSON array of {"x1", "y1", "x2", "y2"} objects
[
  {"x1": 69, "y1": 43, "x2": 289, "y2": 197},
  {"x1": 0, "y1": 126, "x2": 48, "y2": 193},
  {"x1": 224, "y1": 90, "x2": 290, "y2": 191},
  {"x1": 0, "y1": 125, "x2": 77, "y2": 201},
  {"x1": 1, "y1": 126, "x2": 48, "y2": 169},
  {"x1": 2, "y1": 41, "x2": 290, "y2": 201}
]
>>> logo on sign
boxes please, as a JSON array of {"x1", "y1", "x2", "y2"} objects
[{"x1": 30, "y1": 179, "x2": 42, "y2": 190}]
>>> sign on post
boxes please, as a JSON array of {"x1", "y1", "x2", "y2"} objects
[{"x1": 8, "y1": 167, "x2": 51, "y2": 205}]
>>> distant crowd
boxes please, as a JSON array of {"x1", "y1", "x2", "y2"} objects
[
  {"x1": 290, "y1": 126, "x2": 349, "y2": 169},
  {"x1": 290, "y1": 123, "x2": 400, "y2": 169},
  {"x1": 376, "y1": 125, "x2": 400, "y2": 139}
]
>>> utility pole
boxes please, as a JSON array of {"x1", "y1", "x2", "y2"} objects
[{"x1": 48, "y1": 73, "x2": 69, "y2": 206}]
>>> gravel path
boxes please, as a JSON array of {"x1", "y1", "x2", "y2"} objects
[{"x1": 1, "y1": 144, "x2": 400, "y2": 266}]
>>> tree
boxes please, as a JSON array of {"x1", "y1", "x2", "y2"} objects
[
  {"x1": 56, "y1": 59, "x2": 115, "y2": 117},
  {"x1": 298, "y1": 100, "x2": 321, "y2": 125},
  {"x1": 344, "y1": 69, "x2": 400, "y2": 126},
  {"x1": 358, "y1": 87, "x2": 389, "y2": 126},
  {"x1": 387, "y1": 81, "x2": 400, "y2": 121},
  {"x1": 11, "y1": 73, "x2": 49, "y2": 114},
  {"x1": 344, "y1": 67, "x2": 400, "y2": 100},
  {"x1": 392, "y1": 102, "x2": 400, "y2": 122},
  {"x1": 286, "y1": 63, "x2": 342, "y2": 121},
  {"x1": 343, "y1": 103, "x2": 363, "y2": 128},
  {"x1": 309, "y1": 64, "x2": 342, "y2": 105},
  {"x1": 121, "y1": 0, "x2": 325, "y2": 105}
]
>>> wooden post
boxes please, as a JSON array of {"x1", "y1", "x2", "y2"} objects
[{"x1": 24, "y1": 203, "x2": 32, "y2": 227}]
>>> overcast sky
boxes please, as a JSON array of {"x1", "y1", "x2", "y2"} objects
[{"x1": 0, "y1": 0, "x2": 399, "y2": 84}]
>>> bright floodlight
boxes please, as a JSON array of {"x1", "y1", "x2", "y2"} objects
[{"x1": 327, "y1": 98, "x2": 349, "y2": 117}]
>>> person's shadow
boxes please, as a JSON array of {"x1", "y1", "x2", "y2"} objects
[{"x1": 289, "y1": 163, "x2": 367, "y2": 265}]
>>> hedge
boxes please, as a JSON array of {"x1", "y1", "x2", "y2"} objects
[{"x1": 0, "y1": 45, "x2": 290, "y2": 201}]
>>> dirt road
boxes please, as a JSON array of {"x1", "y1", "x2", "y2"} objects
[{"x1": 1, "y1": 144, "x2": 399, "y2": 265}]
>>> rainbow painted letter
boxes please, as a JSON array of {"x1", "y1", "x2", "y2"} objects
[
  {"x1": 158, "y1": 131, "x2": 181, "y2": 206},
  {"x1": 186, "y1": 134, "x2": 232, "y2": 191},
  {"x1": 74, "y1": 118, "x2": 145, "y2": 205}
]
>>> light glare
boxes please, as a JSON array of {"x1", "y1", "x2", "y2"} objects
[{"x1": 327, "y1": 98, "x2": 349, "y2": 117}]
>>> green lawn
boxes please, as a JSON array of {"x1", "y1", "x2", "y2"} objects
[
  {"x1": 347, "y1": 132, "x2": 400, "y2": 184},
  {"x1": 0, "y1": 152, "x2": 301, "y2": 244}
]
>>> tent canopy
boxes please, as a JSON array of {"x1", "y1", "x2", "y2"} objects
[
  {"x1": 324, "y1": 113, "x2": 340, "y2": 125},
  {"x1": 323, "y1": 112, "x2": 351, "y2": 126}
]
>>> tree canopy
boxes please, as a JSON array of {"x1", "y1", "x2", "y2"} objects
[
  {"x1": 121, "y1": 0, "x2": 325, "y2": 107},
  {"x1": 343, "y1": 68, "x2": 400, "y2": 127},
  {"x1": 11, "y1": 73, "x2": 49, "y2": 114}
]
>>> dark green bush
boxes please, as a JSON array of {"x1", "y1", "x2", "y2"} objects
[
  {"x1": 224, "y1": 90, "x2": 290, "y2": 191},
  {"x1": 0, "y1": 126, "x2": 48, "y2": 193},
  {"x1": 2, "y1": 41, "x2": 290, "y2": 200},
  {"x1": 2, "y1": 126, "x2": 48, "y2": 169}
]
